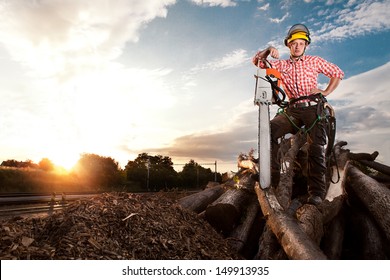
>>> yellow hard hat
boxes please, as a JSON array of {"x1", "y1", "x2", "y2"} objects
[
  {"x1": 284, "y1": 23, "x2": 311, "y2": 46},
  {"x1": 287, "y1": 31, "x2": 310, "y2": 44}
]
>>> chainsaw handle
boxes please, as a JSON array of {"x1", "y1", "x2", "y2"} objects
[
  {"x1": 256, "y1": 58, "x2": 273, "y2": 69},
  {"x1": 265, "y1": 75, "x2": 288, "y2": 108},
  {"x1": 255, "y1": 58, "x2": 288, "y2": 108}
]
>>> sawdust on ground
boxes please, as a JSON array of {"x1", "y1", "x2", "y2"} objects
[{"x1": 0, "y1": 192, "x2": 239, "y2": 260}]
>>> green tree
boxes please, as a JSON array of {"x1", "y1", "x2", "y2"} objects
[
  {"x1": 125, "y1": 153, "x2": 149, "y2": 190},
  {"x1": 1, "y1": 159, "x2": 38, "y2": 169},
  {"x1": 38, "y1": 158, "x2": 54, "y2": 171},
  {"x1": 178, "y1": 160, "x2": 220, "y2": 189},
  {"x1": 73, "y1": 153, "x2": 123, "y2": 191},
  {"x1": 125, "y1": 153, "x2": 178, "y2": 191},
  {"x1": 1, "y1": 159, "x2": 19, "y2": 168}
]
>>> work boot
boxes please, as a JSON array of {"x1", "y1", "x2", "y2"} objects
[{"x1": 307, "y1": 195, "x2": 323, "y2": 206}]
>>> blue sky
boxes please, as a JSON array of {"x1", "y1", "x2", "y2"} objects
[{"x1": 0, "y1": 0, "x2": 389, "y2": 173}]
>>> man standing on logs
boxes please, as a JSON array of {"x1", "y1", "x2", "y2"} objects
[{"x1": 252, "y1": 23, "x2": 344, "y2": 205}]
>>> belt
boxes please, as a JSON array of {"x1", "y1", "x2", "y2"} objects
[{"x1": 289, "y1": 101, "x2": 316, "y2": 108}]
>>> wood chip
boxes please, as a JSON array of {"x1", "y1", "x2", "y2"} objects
[
  {"x1": 21, "y1": 236, "x2": 34, "y2": 247},
  {"x1": 0, "y1": 192, "x2": 237, "y2": 260}
]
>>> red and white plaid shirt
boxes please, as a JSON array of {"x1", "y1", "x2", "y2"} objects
[{"x1": 259, "y1": 55, "x2": 344, "y2": 100}]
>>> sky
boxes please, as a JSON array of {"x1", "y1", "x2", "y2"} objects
[{"x1": 0, "y1": 0, "x2": 389, "y2": 174}]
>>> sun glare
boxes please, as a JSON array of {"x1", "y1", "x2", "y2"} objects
[
  {"x1": 20, "y1": 63, "x2": 176, "y2": 175},
  {"x1": 51, "y1": 153, "x2": 80, "y2": 172}
]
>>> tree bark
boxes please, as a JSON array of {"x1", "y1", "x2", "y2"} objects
[
  {"x1": 256, "y1": 226, "x2": 286, "y2": 260},
  {"x1": 358, "y1": 160, "x2": 390, "y2": 177},
  {"x1": 178, "y1": 185, "x2": 224, "y2": 213},
  {"x1": 205, "y1": 188, "x2": 253, "y2": 233},
  {"x1": 348, "y1": 151, "x2": 379, "y2": 161},
  {"x1": 342, "y1": 202, "x2": 389, "y2": 259},
  {"x1": 294, "y1": 194, "x2": 345, "y2": 247},
  {"x1": 347, "y1": 208, "x2": 388, "y2": 259},
  {"x1": 254, "y1": 183, "x2": 327, "y2": 260},
  {"x1": 295, "y1": 204, "x2": 324, "y2": 245},
  {"x1": 228, "y1": 197, "x2": 260, "y2": 253},
  {"x1": 255, "y1": 200, "x2": 302, "y2": 260},
  {"x1": 255, "y1": 134, "x2": 306, "y2": 260},
  {"x1": 321, "y1": 211, "x2": 345, "y2": 259},
  {"x1": 277, "y1": 133, "x2": 307, "y2": 208},
  {"x1": 346, "y1": 164, "x2": 390, "y2": 243}
]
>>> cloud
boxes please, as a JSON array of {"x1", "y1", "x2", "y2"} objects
[
  {"x1": 190, "y1": 0, "x2": 237, "y2": 7},
  {"x1": 313, "y1": 0, "x2": 390, "y2": 42},
  {"x1": 0, "y1": 0, "x2": 181, "y2": 167},
  {"x1": 183, "y1": 49, "x2": 250, "y2": 89},
  {"x1": 269, "y1": 12, "x2": 289, "y2": 23},
  {"x1": 149, "y1": 97, "x2": 258, "y2": 163},
  {"x1": 346, "y1": 0, "x2": 357, "y2": 7},
  {"x1": 0, "y1": 0, "x2": 176, "y2": 79},
  {"x1": 258, "y1": 3, "x2": 270, "y2": 11},
  {"x1": 329, "y1": 61, "x2": 390, "y2": 138},
  {"x1": 200, "y1": 49, "x2": 250, "y2": 71},
  {"x1": 316, "y1": 61, "x2": 390, "y2": 163}
]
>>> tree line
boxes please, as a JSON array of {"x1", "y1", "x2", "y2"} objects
[{"x1": 0, "y1": 153, "x2": 222, "y2": 193}]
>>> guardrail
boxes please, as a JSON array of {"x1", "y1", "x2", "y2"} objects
[
  {"x1": 0, "y1": 192, "x2": 96, "y2": 205},
  {"x1": 0, "y1": 192, "x2": 96, "y2": 218}
]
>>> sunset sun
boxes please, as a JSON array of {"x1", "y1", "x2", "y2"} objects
[{"x1": 51, "y1": 152, "x2": 80, "y2": 171}]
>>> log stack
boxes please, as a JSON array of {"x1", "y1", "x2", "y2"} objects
[{"x1": 178, "y1": 137, "x2": 390, "y2": 260}]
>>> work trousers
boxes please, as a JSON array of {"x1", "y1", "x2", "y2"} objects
[{"x1": 270, "y1": 105, "x2": 327, "y2": 199}]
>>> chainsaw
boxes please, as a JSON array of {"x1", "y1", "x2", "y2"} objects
[{"x1": 253, "y1": 59, "x2": 287, "y2": 189}]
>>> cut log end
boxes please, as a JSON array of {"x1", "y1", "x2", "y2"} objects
[{"x1": 205, "y1": 204, "x2": 240, "y2": 233}]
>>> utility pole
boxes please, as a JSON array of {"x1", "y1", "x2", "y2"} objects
[
  {"x1": 173, "y1": 160, "x2": 218, "y2": 184},
  {"x1": 196, "y1": 165, "x2": 199, "y2": 188},
  {"x1": 146, "y1": 158, "x2": 150, "y2": 191},
  {"x1": 214, "y1": 160, "x2": 217, "y2": 182}
]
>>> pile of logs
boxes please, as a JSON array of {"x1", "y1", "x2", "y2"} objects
[{"x1": 178, "y1": 136, "x2": 390, "y2": 260}]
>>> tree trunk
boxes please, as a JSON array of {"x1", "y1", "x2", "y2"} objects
[
  {"x1": 358, "y1": 160, "x2": 390, "y2": 177},
  {"x1": 348, "y1": 151, "x2": 378, "y2": 161},
  {"x1": 228, "y1": 196, "x2": 260, "y2": 253},
  {"x1": 343, "y1": 204, "x2": 388, "y2": 259},
  {"x1": 205, "y1": 188, "x2": 253, "y2": 233},
  {"x1": 178, "y1": 185, "x2": 224, "y2": 213},
  {"x1": 346, "y1": 164, "x2": 390, "y2": 243},
  {"x1": 255, "y1": 134, "x2": 306, "y2": 260},
  {"x1": 295, "y1": 204, "x2": 324, "y2": 245},
  {"x1": 294, "y1": 194, "x2": 345, "y2": 247},
  {"x1": 256, "y1": 226, "x2": 285, "y2": 260},
  {"x1": 321, "y1": 211, "x2": 345, "y2": 260},
  {"x1": 369, "y1": 173, "x2": 390, "y2": 184},
  {"x1": 255, "y1": 199, "x2": 302, "y2": 260},
  {"x1": 277, "y1": 133, "x2": 307, "y2": 208},
  {"x1": 254, "y1": 183, "x2": 327, "y2": 260}
]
